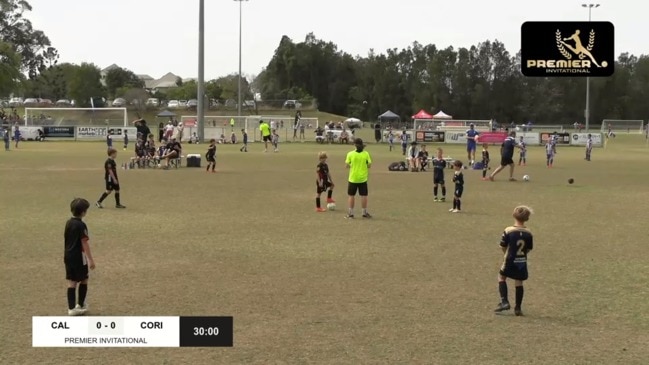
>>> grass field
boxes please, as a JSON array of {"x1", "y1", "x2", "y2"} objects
[{"x1": 1, "y1": 134, "x2": 648, "y2": 365}]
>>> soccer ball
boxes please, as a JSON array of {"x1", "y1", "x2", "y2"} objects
[
  {"x1": 327, "y1": 203, "x2": 336, "y2": 211},
  {"x1": 523, "y1": 175, "x2": 530, "y2": 181}
]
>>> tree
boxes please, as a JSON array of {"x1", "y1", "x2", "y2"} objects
[
  {"x1": 67, "y1": 63, "x2": 106, "y2": 107},
  {"x1": 105, "y1": 66, "x2": 144, "y2": 98},
  {"x1": 0, "y1": 40, "x2": 23, "y2": 96},
  {"x1": 0, "y1": 0, "x2": 56, "y2": 78}
]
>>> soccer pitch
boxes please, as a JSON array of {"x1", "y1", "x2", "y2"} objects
[{"x1": 1, "y1": 135, "x2": 648, "y2": 364}]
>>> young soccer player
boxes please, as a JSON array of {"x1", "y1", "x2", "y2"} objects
[
  {"x1": 432, "y1": 148, "x2": 447, "y2": 202},
  {"x1": 315, "y1": 151, "x2": 335, "y2": 212},
  {"x1": 240, "y1": 129, "x2": 248, "y2": 152},
  {"x1": 387, "y1": 131, "x2": 394, "y2": 151},
  {"x1": 206, "y1": 139, "x2": 216, "y2": 172},
  {"x1": 481, "y1": 143, "x2": 490, "y2": 180},
  {"x1": 96, "y1": 148, "x2": 126, "y2": 209},
  {"x1": 545, "y1": 139, "x2": 555, "y2": 168},
  {"x1": 585, "y1": 134, "x2": 593, "y2": 161},
  {"x1": 400, "y1": 131, "x2": 408, "y2": 155},
  {"x1": 123, "y1": 131, "x2": 129, "y2": 151},
  {"x1": 518, "y1": 136, "x2": 527, "y2": 166},
  {"x1": 272, "y1": 130, "x2": 279, "y2": 152},
  {"x1": 495, "y1": 205, "x2": 534, "y2": 316},
  {"x1": 64, "y1": 198, "x2": 95, "y2": 315},
  {"x1": 106, "y1": 133, "x2": 113, "y2": 149},
  {"x1": 450, "y1": 160, "x2": 464, "y2": 213}
]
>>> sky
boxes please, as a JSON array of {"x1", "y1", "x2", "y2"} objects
[{"x1": 26, "y1": 0, "x2": 647, "y2": 80}]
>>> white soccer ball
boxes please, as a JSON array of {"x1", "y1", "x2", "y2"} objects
[
  {"x1": 327, "y1": 203, "x2": 336, "y2": 211},
  {"x1": 523, "y1": 175, "x2": 530, "y2": 181}
]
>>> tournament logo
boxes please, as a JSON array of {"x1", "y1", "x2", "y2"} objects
[{"x1": 521, "y1": 21, "x2": 614, "y2": 77}]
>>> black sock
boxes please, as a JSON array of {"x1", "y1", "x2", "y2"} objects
[
  {"x1": 482, "y1": 169, "x2": 487, "y2": 178},
  {"x1": 433, "y1": 186, "x2": 438, "y2": 196},
  {"x1": 456, "y1": 199, "x2": 461, "y2": 210},
  {"x1": 78, "y1": 284, "x2": 88, "y2": 306},
  {"x1": 67, "y1": 287, "x2": 76, "y2": 310},
  {"x1": 316, "y1": 197, "x2": 321, "y2": 208},
  {"x1": 499, "y1": 281, "x2": 509, "y2": 304},
  {"x1": 115, "y1": 192, "x2": 121, "y2": 205},
  {"x1": 442, "y1": 187, "x2": 446, "y2": 197},
  {"x1": 515, "y1": 286, "x2": 524, "y2": 308},
  {"x1": 327, "y1": 190, "x2": 333, "y2": 199},
  {"x1": 98, "y1": 192, "x2": 108, "y2": 203},
  {"x1": 211, "y1": 164, "x2": 215, "y2": 171},
  {"x1": 206, "y1": 165, "x2": 210, "y2": 171},
  {"x1": 452, "y1": 198, "x2": 457, "y2": 209}
]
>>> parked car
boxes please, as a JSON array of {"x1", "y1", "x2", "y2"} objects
[
  {"x1": 167, "y1": 100, "x2": 180, "y2": 109},
  {"x1": 224, "y1": 99, "x2": 236, "y2": 108},
  {"x1": 56, "y1": 99, "x2": 71, "y2": 106},
  {"x1": 178, "y1": 100, "x2": 187, "y2": 108},
  {"x1": 8, "y1": 97, "x2": 23, "y2": 107},
  {"x1": 283, "y1": 100, "x2": 302, "y2": 109},
  {"x1": 243, "y1": 100, "x2": 256, "y2": 107},
  {"x1": 146, "y1": 98, "x2": 159, "y2": 107},
  {"x1": 112, "y1": 98, "x2": 127, "y2": 107},
  {"x1": 39, "y1": 99, "x2": 53, "y2": 107},
  {"x1": 23, "y1": 98, "x2": 40, "y2": 107},
  {"x1": 186, "y1": 99, "x2": 198, "y2": 109},
  {"x1": 209, "y1": 99, "x2": 221, "y2": 109}
]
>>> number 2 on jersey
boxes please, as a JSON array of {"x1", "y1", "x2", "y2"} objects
[{"x1": 516, "y1": 239, "x2": 526, "y2": 255}]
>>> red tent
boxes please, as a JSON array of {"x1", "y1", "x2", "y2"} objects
[{"x1": 412, "y1": 109, "x2": 433, "y2": 119}]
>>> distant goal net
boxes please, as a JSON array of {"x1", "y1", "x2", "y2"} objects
[
  {"x1": 601, "y1": 119, "x2": 644, "y2": 134},
  {"x1": 24, "y1": 108, "x2": 128, "y2": 127},
  {"x1": 180, "y1": 115, "x2": 319, "y2": 142}
]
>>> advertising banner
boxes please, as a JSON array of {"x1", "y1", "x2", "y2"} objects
[
  {"x1": 445, "y1": 131, "x2": 467, "y2": 144},
  {"x1": 517, "y1": 132, "x2": 540, "y2": 146},
  {"x1": 415, "y1": 131, "x2": 445, "y2": 143},
  {"x1": 383, "y1": 129, "x2": 414, "y2": 142},
  {"x1": 476, "y1": 131, "x2": 507, "y2": 144},
  {"x1": 108, "y1": 127, "x2": 138, "y2": 137},
  {"x1": 570, "y1": 132, "x2": 603, "y2": 147},
  {"x1": 15, "y1": 126, "x2": 42, "y2": 140},
  {"x1": 43, "y1": 126, "x2": 75, "y2": 138},
  {"x1": 76, "y1": 127, "x2": 108, "y2": 139},
  {"x1": 540, "y1": 132, "x2": 570, "y2": 144}
]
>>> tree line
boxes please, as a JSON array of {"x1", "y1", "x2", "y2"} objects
[{"x1": 257, "y1": 33, "x2": 649, "y2": 124}]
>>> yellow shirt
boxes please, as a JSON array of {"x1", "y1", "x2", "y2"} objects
[
  {"x1": 259, "y1": 123, "x2": 271, "y2": 137},
  {"x1": 345, "y1": 150, "x2": 372, "y2": 183}
]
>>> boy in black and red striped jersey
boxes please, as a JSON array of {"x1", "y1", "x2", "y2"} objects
[
  {"x1": 315, "y1": 151, "x2": 335, "y2": 212},
  {"x1": 481, "y1": 143, "x2": 490, "y2": 180}
]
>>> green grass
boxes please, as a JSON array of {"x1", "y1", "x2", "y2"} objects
[{"x1": 1, "y1": 136, "x2": 648, "y2": 364}]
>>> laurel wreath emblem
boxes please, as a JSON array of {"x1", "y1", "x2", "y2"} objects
[
  {"x1": 580, "y1": 29, "x2": 596, "y2": 59},
  {"x1": 556, "y1": 30, "x2": 572, "y2": 59}
]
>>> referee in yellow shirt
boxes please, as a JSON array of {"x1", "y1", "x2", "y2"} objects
[
  {"x1": 259, "y1": 120, "x2": 272, "y2": 152},
  {"x1": 345, "y1": 138, "x2": 372, "y2": 219}
]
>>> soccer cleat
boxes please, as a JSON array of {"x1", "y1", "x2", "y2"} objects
[
  {"x1": 345, "y1": 214, "x2": 354, "y2": 219},
  {"x1": 452, "y1": 209, "x2": 460, "y2": 213},
  {"x1": 489, "y1": 176, "x2": 495, "y2": 181},
  {"x1": 326, "y1": 198, "x2": 335, "y2": 203},
  {"x1": 509, "y1": 178, "x2": 516, "y2": 181},
  {"x1": 494, "y1": 302, "x2": 511, "y2": 313},
  {"x1": 449, "y1": 208, "x2": 455, "y2": 212},
  {"x1": 433, "y1": 197, "x2": 439, "y2": 202},
  {"x1": 115, "y1": 204, "x2": 126, "y2": 209},
  {"x1": 316, "y1": 208, "x2": 327, "y2": 212},
  {"x1": 440, "y1": 197, "x2": 446, "y2": 202},
  {"x1": 67, "y1": 308, "x2": 83, "y2": 316},
  {"x1": 362, "y1": 213, "x2": 372, "y2": 218},
  {"x1": 75, "y1": 304, "x2": 88, "y2": 314},
  {"x1": 514, "y1": 307, "x2": 523, "y2": 316},
  {"x1": 95, "y1": 202, "x2": 103, "y2": 209},
  {"x1": 211, "y1": 170, "x2": 216, "y2": 173}
]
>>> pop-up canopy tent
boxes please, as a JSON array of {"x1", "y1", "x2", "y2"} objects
[
  {"x1": 378, "y1": 110, "x2": 400, "y2": 122},
  {"x1": 344, "y1": 117, "x2": 362, "y2": 129},
  {"x1": 412, "y1": 109, "x2": 433, "y2": 130},
  {"x1": 432, "y1": 110, "x2": 452, "y2": 119},
  {"x1": 157, "y1": 110, "x2": 176, "y2": 118}
]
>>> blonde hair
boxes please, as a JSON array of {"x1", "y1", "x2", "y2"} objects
[
  {"x1": 513, "y1": 205, "x2": 533, "y2": 222},
  {"x1": 318, "y1": 151, "x2": 328, "y2": 159}
]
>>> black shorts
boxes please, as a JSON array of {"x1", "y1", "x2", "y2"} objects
[
  {"x1": 454, "y1": 186, "x2": 463, "y2": 198},
  {"x1": 65, "y1": 263, "x2": 89, "y2": 282},
  {"x1": 500, "y1": 157, "x2": 514, "y2": 166},
  {"x1": 206, "y1": 155, "x2": 215, "y2": 162},
  {"x1": 347, "y1": 182, "x2": 368, "y2": 196},
  {"x1": 105, "y1": 181, "x2": 120, "y2": 191},
  {"x1": 500, "y1": 262, "x2": 528, "y2": 281},
  {"x1": 433, "y1": 176, "x2": 445, "y2": 185},
  {"x1": 263, "y1": 135, "x2": 271, "y2": 142},
  {"x1": 316, "y1": 182, "x2": 332, "y2": 194}
]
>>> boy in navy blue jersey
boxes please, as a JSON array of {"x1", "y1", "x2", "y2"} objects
[
  {"x1": 450, "y1": 160, "x2": 464, "y2": 213},
  {"x1": 495, "y1": 206, "x2": 534, "y2": 316},
  {"x1": 206, "y1": 139, "x2": 216, "y2": 172},
  {"x1": 239, "y1": 129, "x2": 248, "y2": 152},
  {"x1": 96, "y1": 148, "x2": 126, "y2": 209},
  {"x1": 432, "y1": 148, "x2": 447, "y2": 202},
  {"x1": 64, "y1": 198, "x2": 95, "y2": 315}
]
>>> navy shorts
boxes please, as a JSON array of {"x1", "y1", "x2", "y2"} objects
[
  {"x1": 500, "y1": 262, "x2": 528, "y2": 281},
  {"x1": 467, "y1": 144, "x2": 476, "y2": 152},
  {"x1": 454, "y1": 186, "x2": 463, "y2": 198},
  {"x1": 105, "y1": 181, "x2": 120, "y2": 191}
]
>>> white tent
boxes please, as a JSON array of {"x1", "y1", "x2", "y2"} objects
[{"x1": 432, "y1": 111, "x2": 452, "y2": 119}]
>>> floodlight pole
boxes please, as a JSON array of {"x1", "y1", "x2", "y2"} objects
[
  {"x1": 582, "y1": 3, "x2": 599, "y2": 132},
  {"x1": 235, "y1": 0, "x2": 249, "y2": 117},
  {"x1": 197, "y1": 0, "x2": 205, "y2": 141}
]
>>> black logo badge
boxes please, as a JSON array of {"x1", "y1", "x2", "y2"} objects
[{"x1": 521, "y1": 21, "x2": 614, "y2": 77}]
